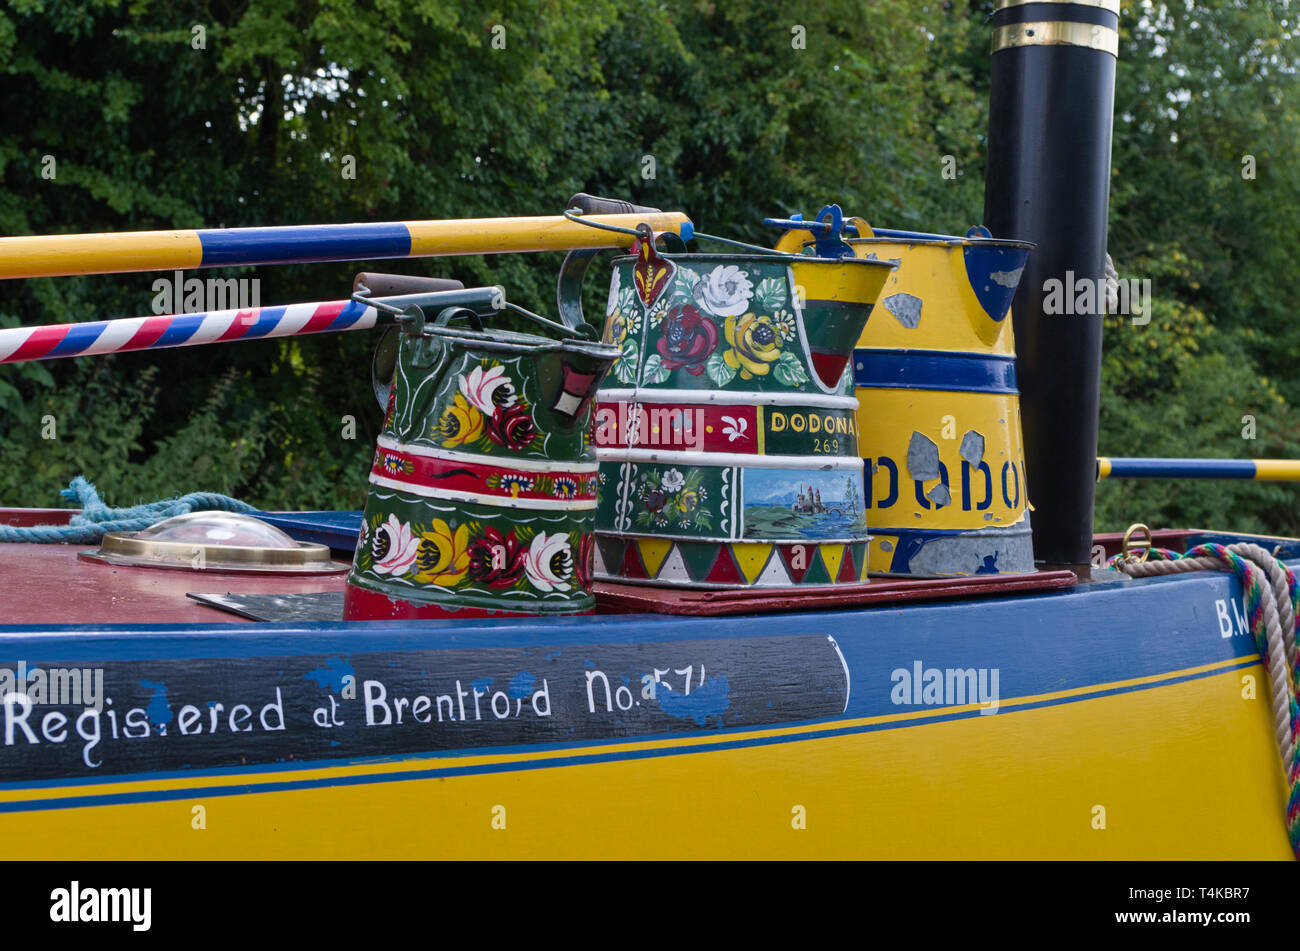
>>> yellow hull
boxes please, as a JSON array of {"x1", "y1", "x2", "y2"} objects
[{"x1": 5, "y1": 661, "x2": 1288, "y2": 859}]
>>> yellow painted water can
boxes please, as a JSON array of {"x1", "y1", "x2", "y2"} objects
[{"x1": 782, "y1": 224, "x2": 1036, "y2": 576}]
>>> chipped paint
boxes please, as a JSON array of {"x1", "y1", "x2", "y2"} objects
[
  {"x1": 959, "y1": 431, "x2": 986, "y2": 467},
  {"x1": 304, "y1": 657, "x2": 354, "y2": 692},
  {"x1": 906, "y1": 431, "x2": 940, "y2": 481},
  {"x1": 990, "y1": 266, "x2": 1024, "y2": 288},
  {"x1": 882, "y1": 292, "x2": 923, "y2": 329},
  {"x1": 655, "y1": 675, "x2": 731, "y2": 727},
  {"x1": 888, "y1": 516, "x2": 1034, "y2": 575},
  {"x1": 927, "y1": 483, "x2": 952, "y2": 507}
]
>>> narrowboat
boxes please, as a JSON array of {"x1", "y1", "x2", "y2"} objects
[{"x1": 0, "y1": 0, "x2": 1295, "y2": 861}]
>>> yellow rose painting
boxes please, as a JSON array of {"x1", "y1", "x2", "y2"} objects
[
  {"x1": 723, "y1": 313, "x2": 783, "y2": 379},
  {"x1": 412, "y1": 520, "x2": 471, "y2": 586}
]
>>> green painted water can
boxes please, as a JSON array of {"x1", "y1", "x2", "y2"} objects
[
  {"x1": 343, "y1": 300, "x2": 618, "y2": 619},
  {"x1": 588, "y1": 240, "x2": 894, "y2": 588}
]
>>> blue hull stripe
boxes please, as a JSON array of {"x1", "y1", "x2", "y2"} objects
[
  {"x1": 198, "y1": 224, "x2": 412, "y2": 267},
  {"x1": 854, "y1": 349, "x2": 1019, "y2": 394}
]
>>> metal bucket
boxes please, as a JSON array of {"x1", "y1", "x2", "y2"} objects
[
  {"x1": 846, "y1": 226, "x2": 1035, "y2": 576},
  {"x1": 589, "y1": 241, "x2": 894, "y2": 588},
  {"x1": 343, "y1": 301, "x2": 618, "y2": 618}
]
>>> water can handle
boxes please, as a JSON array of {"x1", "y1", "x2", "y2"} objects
[
  {"x1": 565, "y1": 193, "x2": 662, "y2": 216},
  {"x1": 353, "y1": 272, "x2": 465, "y2": 296},
  {"x1": 556, "y1": 191, "x2": 692, "y2": 331}
]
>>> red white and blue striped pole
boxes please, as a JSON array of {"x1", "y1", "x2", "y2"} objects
[
  {"x1": 0, "y1": 283, "x2": 507, "y2": 364},
  {"x1": 0, "y1": 299, "x2": 381, "y2": 364}
]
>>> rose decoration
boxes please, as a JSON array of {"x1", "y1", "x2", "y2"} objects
[
  {"x1": 643, "y1": 488, "x2": 666, "y2": 513},
  {"x1": 723, "y1": 313, "x2": 783, "y2": 379},
  {"x1": 655, "y1": 304, "x2": 718, "y2": 375},
  {"x1": 485, "y1": 402, "x2": 537, "y2": 450},
  {"x1": 372, "y1": 515, "x2": 420, "y2": 576},
  {"x1": 460, "y1": 364, "x2": 517, "y2": 415},
  {"x1": 412, "y1": 520, "x2": 471, "y2": 586},
  {"x1": 467, "y1": 526, "x2": 527, "y2": 588},
  {"x1": 661, "y1": 468, "x2": 685, "y2": 493},
  {"x1": 602, "y1": 307, "x2": 638, "y2": 348},
  {"x1": 524, "y1": 532, "x2": 575, "y2": 593},
  {"x1": 693, "y1": 265, "x2": 754, "y2": 317},
  {"x1": 438, "y1": 393, "x2": 484, "y2": 448}
]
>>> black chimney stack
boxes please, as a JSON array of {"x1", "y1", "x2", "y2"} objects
[{"x1": 982, "y1": 2, "x2": 1119, "y2": 571}]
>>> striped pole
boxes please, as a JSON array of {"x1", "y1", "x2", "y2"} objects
[
  {"x1": 0, "y1": 300, "x2": 379, "y2": 364},
  {"x1": 0, "y1": 212, "x2": 694, "y2": 281},
  {"x1": 0, "y1": 284, "x2": 503, "y2": 364},
  {"x1": 1098, "y1": 458, "x2": 1300, "y2": 481}
]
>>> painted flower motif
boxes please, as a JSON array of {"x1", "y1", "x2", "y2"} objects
[
  {"x1": 371, "y1": 515, "x2": 421, "y2": 576},
  {"x1": 661, "y1": 468, "x2": 686, "y2": 493},
  {"x1": 676, "y1": 489, "x2": 700, "y2": 515},
  {"x1": 467, "y1": 525, "x2": 527, "y2": 588},
  {"x1": 693, "y1": 265, "x2": 754, "y2": 317},
  {"x1": 357, "y1": 520, "x2": 370, "y2": 551},
  {"x1": 723, "y1": 313, "x2": 783, "y2": 379},
  {"x1": 494, "y1": 473, "x2": 534, "y2": 497},
  {"x1": 524, "y1": 531, "x2": 574, "y2": 593},
  {"x1": 460, "y1": 364, "x2": 516, "y2": 415},
  {"x1": 601, "y1": 306, "x2": 640, "y2": 347},
  {"x1": 656, "y1": 304, "x2": 719, "y2": 376},
  {"x1": 485, "y1": 402, "x2": 537, "y2": 450},
  {"x1": 381, "y1": 454, "x2": 413, "y2": 475},
  {"x1": 412, "y1": 520, "x2": 471, "y2": 586},
  {"x1": 643, "y1": 488, "x2": 666, "y2": 513},
  {"x1": 552, "y1": 475, "x2": 579, "y2": 499},
  {"x1": 770, "y1": 308, "x2": 798, "y2": 343},
  {"x1": 438, "y1": 393, "x2": 485, "y2": 448},
  {"x1": 720, "y1": 415, "x2": 748, "y2": 443}
]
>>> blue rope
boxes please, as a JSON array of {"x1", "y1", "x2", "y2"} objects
[{"x1": 0, "y1": 476, "x2": 257, "y2": 544}]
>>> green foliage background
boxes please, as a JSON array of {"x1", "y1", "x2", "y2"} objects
[{"x1": 0, "y1": 0, "x2": 1297, "y2": 531}]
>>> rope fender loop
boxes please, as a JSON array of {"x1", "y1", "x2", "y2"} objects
[
  {"x1": 0, "y1": 476, "x2": 256, "y2": 545},
  {"x1": 1110, "y1": 541, "x2": 1300, "y2": 857}
]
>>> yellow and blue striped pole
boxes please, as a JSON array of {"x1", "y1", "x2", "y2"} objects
[
  {"x1": 0, "y1": 213, "x2": 693, "y2": 280},
  {"x1": 1098, "y1": 458, "x2": 1300, "y2": 480}
]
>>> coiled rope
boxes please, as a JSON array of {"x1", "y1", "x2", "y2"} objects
[
  {"x1": 1109, "y1": 542, "x2": 1300, "y2": 857},
  {"x1": 0, "y1": 476, "x2": 257, "y2": 544}
]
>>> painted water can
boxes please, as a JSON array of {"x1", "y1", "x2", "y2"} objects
[
  {"x1": 840, "y1": 225, "x2": 1035, "y2": 576},
  {"x1": 588, "y1": 242, "x2": 893, "y2": 588},
  {"x1": 343, "y1": 301, "x2": 618, "y2": 619}
]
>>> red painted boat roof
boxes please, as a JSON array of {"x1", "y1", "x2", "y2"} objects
[{"x1": 0, "y1": 542, "x2": 346, "y2": 626}]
